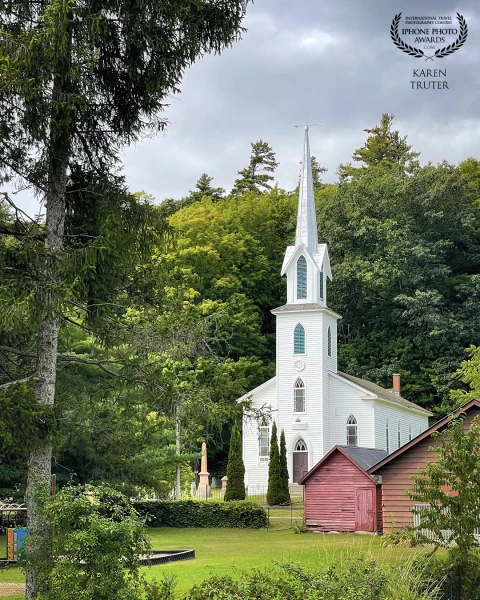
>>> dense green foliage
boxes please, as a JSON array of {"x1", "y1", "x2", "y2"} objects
[
  {"x1": 267, "y1": 422, "x2": 289, "y2": 505},
  {"x1": 2, "y1": 112, "x2": 480, "y2": 502},
  {"x1": 224, "y1": 424, "x2": 246, "y2": 501},
  {"x1": 410, "y1": 416, "x2": 480, "y2": 596},
  {"x1": 24, "y1": 484, "x2": 152, "y2": 600},
  {"x1": 451, "y1": 346, "x2": 480, "y2": 406},
  {"x1": 133, "y1": 500, "x2": 267, "y2": 528},
  {"x1": 184, "y1": 556, "x2": 436, "y2": 600}
]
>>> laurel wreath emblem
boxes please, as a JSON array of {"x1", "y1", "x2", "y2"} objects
[{"x1": 390, "y1": 12, "x2": 467, "y2": 61}]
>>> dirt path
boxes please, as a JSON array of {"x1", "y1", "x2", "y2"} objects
[{"x1": 0, "y1": 582, "x2": 25, "y2": 596}]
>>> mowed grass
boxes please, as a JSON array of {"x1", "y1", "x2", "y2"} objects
[{"x1": 0, "y1": 524, "x2": 429, "y2": 597}]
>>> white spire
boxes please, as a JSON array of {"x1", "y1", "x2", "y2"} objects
[{"x1": 295, "y1": 126, "x2": 318, "y2": 253}]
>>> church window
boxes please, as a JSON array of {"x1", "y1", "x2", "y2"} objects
[
  {"x1": 319, "y1": 270, "x2": 324, "y2": 300},
  {"x1": 408, "y1": 423, "x2": 412, "y2": 441},
  {"x1": 397, "y1": 421, "x2": 401, "y2": 449},
  {"x1": 294, "y1": 439, "x2": 307, "y2": 451},
  {"x1": 327, "y1": 326, "x2": 332, "y2": 357},
  {"x1": 385, "y1": 418, "x2": 390, "y2": 453},
  {"x1": 294, "y1": 323, "x2": 305, "y2": 354},
  {"x1": 294, "y1": 378, "x2": 306, "y2": 413},
  {"x1": 297, "y1": 256, "x2": 307, "y2": 299},
  {"x1": 346, "y1": 415, "x2": 358, "y2": 446},
  {"x1": 259, "y1": 426, "x2": 269, "y2": 461}
]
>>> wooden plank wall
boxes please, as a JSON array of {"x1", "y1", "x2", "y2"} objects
[
  {"x1": 378, "y1": 407, "x2": 480, "y2": 532},
  {"x1": 304, "y1": 450, "x2": 378, "y2": 531}
]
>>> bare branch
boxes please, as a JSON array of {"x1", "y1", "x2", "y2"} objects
[{"x1": 0, "y1": 377, "x2": 31, "y2": 390}]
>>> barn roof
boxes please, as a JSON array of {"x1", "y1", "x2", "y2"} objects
[
  {"x1": 336, "y1": 371, "x2": 432, "y2": 416},
  {"x1": 339, "y1": 446, "x2": 388, "y2": 471},
  {"x1": 369, "y1": 398, "x2": 480, "y2": 474},
  {"x1": 298, "y1": 445, "x2": 386, "y2": 485}
]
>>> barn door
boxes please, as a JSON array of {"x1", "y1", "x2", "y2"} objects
[{"x1": 355, "y1": 488, "x2": 375, "y2": 531}]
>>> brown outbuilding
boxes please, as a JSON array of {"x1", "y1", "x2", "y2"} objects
[
  {"x1": 299, "y1": 445, "x2": 387, "y2": 532},
  {"x1": 368, "y1": 399, "x2": 480, "y2": 532}
]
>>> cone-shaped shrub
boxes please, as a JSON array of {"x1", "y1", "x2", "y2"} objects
[
  {"x1": 267, "y1": 422, "x2": 290, "y2": 505},
  {"x1": 279, "y1": 429, "x2": 291, "y2": 504},
  {"x1": 224, "y1": 424, "x2": 246, "y2": 501}
]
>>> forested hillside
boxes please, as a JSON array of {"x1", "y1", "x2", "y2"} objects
[{"x1": 1, "y1": 114, "x2": 480, "y2": 497}]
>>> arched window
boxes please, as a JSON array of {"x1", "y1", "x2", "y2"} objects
[
  {"x1": 294, "y1": 323, "x2": 305, "y2": 354},
  {"x1": 327, "y1": 326, "x2": 332, "y2": 357},
  {"x1": 294, "y1": 439, "x2": 307, "y2": 451},
  {"x1": 319, "y1": 270, "x2": 324, "y2": 300},
  {"x1": 346, "y1": 415, "x2": 358, "y2": 446},
  {"x1": 294, "y1": 378, "x2": 306, "y2": 413},
  {"x1": 397, "y1": 421, "x2": 401, "y2": 449},
  {"x1": 297, "y1": 256, "x2": 307, "y2": 299},
  {"x1": 408, "y1": 423, "x2": 412, "y2": 442},
  {"x1": 385, "y1": 418, "x2": 390, "y2": 454},
  {"x1": 259, "y1": 425, "x2": 270, "y2": 461}
]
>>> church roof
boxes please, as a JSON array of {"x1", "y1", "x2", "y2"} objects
[{"x1": 336, "y1": 371, "x2": 432, "y2": 416}]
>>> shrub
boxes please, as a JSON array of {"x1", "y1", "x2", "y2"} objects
[
  {"x1": 133, "y1": 500, "x2": 267, "y2": 528},
  {"x1": 267, "y1": 422, "x2": 289, "y2": 505},
  {"x1": 184, "y1": 556, "x2": 440, "y2": 600},
  {"x1": 224, "y1": 424, "x2": 246, "y2": 501},
  {"x1": 23, "y1": 484, "x2": 152, "y2": 600},
  {"x1": 279, "y1": 429, "x2": 291, "y2": 504}
]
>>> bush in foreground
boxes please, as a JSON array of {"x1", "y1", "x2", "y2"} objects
[
  {"x1": 133, "y1": 500, "x2": 267, "y2": 528},
  {"x1": 24, "y1": 484, "x2": 152, "y2": 600},
  {"x1": 183, "y1": 556, "x2": 439, "y2": 600}
]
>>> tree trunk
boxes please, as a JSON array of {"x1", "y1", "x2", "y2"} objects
[{"x1": 25, "y1": 156, "x2": 67, "y2": 600}]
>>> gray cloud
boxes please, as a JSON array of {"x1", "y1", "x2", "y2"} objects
[{"x1": 9, "y1": 1, "x2": 480, "y2": 214}]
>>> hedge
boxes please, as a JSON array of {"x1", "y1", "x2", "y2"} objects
[{"x1": 133, "y1": 500, "x2": 268, "y2": 529}]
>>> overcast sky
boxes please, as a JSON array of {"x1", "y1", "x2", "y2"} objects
[{"x1": 14, "y1": 1, "x2": 480, "y2": 213}]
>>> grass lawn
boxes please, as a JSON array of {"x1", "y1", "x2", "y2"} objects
[{"x1": 0, "y1": 526, "x2": 428, "y2": 598}]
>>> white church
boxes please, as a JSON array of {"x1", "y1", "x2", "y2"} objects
[{"x1": 240, "y1": 127, "x2": 432, "y2": 491}]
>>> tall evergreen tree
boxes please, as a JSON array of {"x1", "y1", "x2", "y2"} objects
[
  {"x1": 311, "y1": 156, "x2": 327, "y2": 189},
  {"x1": 279, "y1": 429, "x2": 291, "y2": 504},
  {"x1": 338, "y1": 113, "x2": 420, "y2": 179},
  {"x1": 0, "y1": 2, "x2": 250, "y2": 597},
  {"x1": 188, "y1": 173, "x2": 225, "y2": 203},
  {"x1": 266, "y1": 421, "x2": 289, "y2": 505},
  {"x1": 231, "y1": 140, "x2": 279, "y2": 195},
  {"x1": 224, "y1": 424, "x2": 246, "y2": 501}
]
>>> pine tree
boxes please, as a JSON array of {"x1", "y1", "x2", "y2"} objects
[
  {"x1": 338, "y1": 113, "x2": 420, "y2": 179},
  {"x1": 279, "y1": 429, "x2": 291, "y2": 504},
  {"x1": 224, "y1": 424, "x2": 246, "y2": 501},
  {"x1": 266, "y1": 421, "x2": 289, "y2": 505},
  {"x1": 0, "y1": 2, "x2": 250, "y2": 597},
  {"x1": 188, "y1": 173, "x2": 225, "y2": 203},
  {"x1": 231, "y1": 140, "x2": 279, "y2": 195},
  {"x1": 311, "y1": 156, "x2": 327, "y2": 189}
]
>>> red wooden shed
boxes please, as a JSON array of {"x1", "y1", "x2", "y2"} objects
[
  {"x1": 369, "y1": 399, "x2": 480, "y2": 532},
  {"x1": 298, "y1": 445, "x2": 387, "y2": 532}
]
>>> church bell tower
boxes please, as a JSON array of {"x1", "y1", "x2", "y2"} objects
[{"x1": 271, "y1": 126, "x2": 341, "y2": 480}]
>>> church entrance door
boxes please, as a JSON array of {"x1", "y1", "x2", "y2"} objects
[{"x1": 293, "y1": 439, "x2": 308, "y2": 482}]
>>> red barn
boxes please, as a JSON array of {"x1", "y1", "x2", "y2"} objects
[
  {"x1": 299, "y1": 446, "x2": 387, "y2": 532},
  {"x1": 369, "y1": 399, "x2": 480, "y2": 532}
]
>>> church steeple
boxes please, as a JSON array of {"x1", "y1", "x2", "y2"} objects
[
  {"x1": 280, "y1": 127, "x2": 332, "y2": 305},
  {"x1": 295, "y1": 126, "x2": 318, "y2": 254}
]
